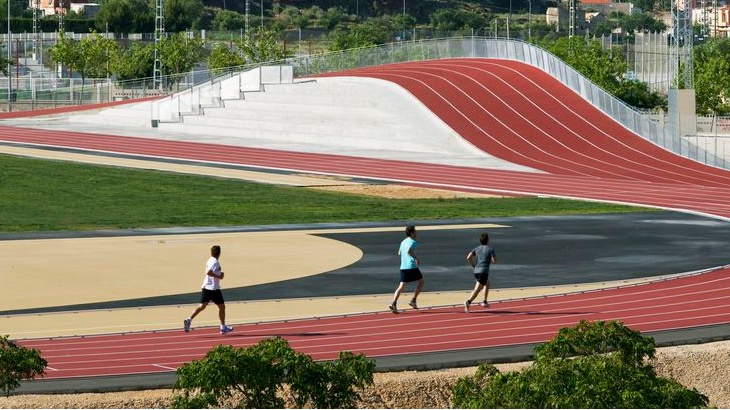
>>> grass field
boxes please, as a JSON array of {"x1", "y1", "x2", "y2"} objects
[{"x1": 0, "y1": 154, "x2": 652, "y2": 233}]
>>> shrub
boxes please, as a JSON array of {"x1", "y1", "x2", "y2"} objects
[
  {"x1": 0, "y1": 335, "x2": 47, "y2": 396},
  {"x1": 452, "y1": 320, "x2": 709, "y2": 408},
  {"x1": 171, "y1": 337, "x2": 375, "y2": 408}
]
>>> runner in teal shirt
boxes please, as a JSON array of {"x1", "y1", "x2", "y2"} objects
[{"x1": 389, "y1": 225, "x2": 424, "y2": 313}]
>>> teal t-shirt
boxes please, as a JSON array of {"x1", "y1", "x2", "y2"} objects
[{"x1": 399, "y1": 237, "x2": 418, "y2": 269}]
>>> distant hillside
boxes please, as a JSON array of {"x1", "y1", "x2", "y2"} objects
[{"x1": 202, "y1": 0, "x2": 545, "y2": 22}]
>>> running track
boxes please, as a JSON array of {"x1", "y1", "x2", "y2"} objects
[{"x1": 4, "y1": 58, "x2": 730, "y2": 381}]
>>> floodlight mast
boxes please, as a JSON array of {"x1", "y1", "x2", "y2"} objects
[
  {"x1": 6, "y1": 0, "x2": 11, "y2": 111},
  {"x1": 245, "y1": 0, "x2": 250, "y2": 38},
  {"x1": 58, "y1": 0, "x2": 64, "y2": 31},
  {"x1": 671, "y1": 0, "x2": 693, "y2": 89},
  {"x1": 568, "y1": 0, "x2": 576, "y2": 37},
  {"x1": 33, "y1": 0, "x2": 41, "y2": 63},
  {"x1": 153, "y1": 0, "x2": 164, "y2": 89}
]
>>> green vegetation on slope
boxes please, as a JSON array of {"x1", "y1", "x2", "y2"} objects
[{"x1": 0, "y1": 154, "x2": 651, "y2": 233}]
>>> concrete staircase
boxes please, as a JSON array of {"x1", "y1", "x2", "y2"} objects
[{"x1": 64, "y1": 65, "x2": 537, "y2": 171}]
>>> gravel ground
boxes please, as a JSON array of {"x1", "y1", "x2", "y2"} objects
[{"x1": 2, "y1": 340, "x2": 728, "y2": 409}]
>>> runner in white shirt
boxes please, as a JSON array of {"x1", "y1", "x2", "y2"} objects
[{"x1": 183, "y1": 245, "x2": 234, "y2": 334}]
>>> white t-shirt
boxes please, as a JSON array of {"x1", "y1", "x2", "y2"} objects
[{"x1": 201, "y1": 256, "x2": 222, "y2": 290}]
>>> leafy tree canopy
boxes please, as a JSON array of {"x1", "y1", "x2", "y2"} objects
[
  {"x1": 543, "y1": 36, "x2": 665, "y2": 109},
  {"x1": 693, "y1": 38, "x2": 730, "y2": 115},
  {"x1": 429, "y1": 8, "x2": 489, "y2": 34},
  {"x1": 95, "y1": 0, "x2": 153, "y2": 33},
  {"x1": 545, "y1": 36, "x2": 626, "y2": 94},
  {"x1": 328, "y1": 15, "x2": 400, "y2": 51},
  {"x1": 112, "y1": 41, "x2": 154, "y2": 81},
  {"x1": 164, "y1": 0, "x2": 205, "y2": 32},
  {"x1": 211, "y1": 9, "x2": 247, "y2": 31},
  {"x1": 50, "y1": 30, "x2": 119, "y2": 81},
  {"x1": 157, "y1": 31, "x2": 204, "y2": 83}
]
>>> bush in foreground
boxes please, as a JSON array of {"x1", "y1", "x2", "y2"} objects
[
  {"x1": 171, "y1": 337, "x2": 375, "y2": 408},
  {"x1": 0, "y1": 335, "x2": 47, "y2": 396},
  {"x1": 452, "y1": 320, "x2": 709, "y2": 408}
]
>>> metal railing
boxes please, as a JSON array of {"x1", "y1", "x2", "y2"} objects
[
  {"x1": 284, "y1": 37, "x2": 728, "y2": 169},
  {"x1": 151, "y1": 65, "x2": 293, "y2": 125}
]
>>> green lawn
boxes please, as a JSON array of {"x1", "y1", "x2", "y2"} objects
[{"x1": 0, "y1": 154, "x2": 652, "y2": 233}]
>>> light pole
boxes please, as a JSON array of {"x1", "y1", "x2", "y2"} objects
[
  {"x1": 528, "y1": 0, "x2": 532, "y2": 40},
  {"x1": 260, "y1": 0, "x2": 263, "y2": 29},
  {"x1": 402, "y1": 0, "x2": 406, "y2": 41},
  {"x1": 509, "y1": 0, "x2": 512, "y2": 38},
  {"x1": 7, "y1": 0, "x2": 11, "y2": 111}
]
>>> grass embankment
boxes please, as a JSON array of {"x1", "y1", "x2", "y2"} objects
[{"x1": 0, "y1": 154, "x2": 650, "y2": 233}]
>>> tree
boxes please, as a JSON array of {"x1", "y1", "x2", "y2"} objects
[
  {"x1": 0, "y1": 0, "x2": 29, "y2": 22},
  {"x1": 171, "y1": 337, "x2": 375, "y2": 409},
  {"x1": 452, "y1": 320, "x2": 709, "y2": 408},
  {"x1": 211, "y1": 9, "x2": 246, "y2": 31},
  {"x1": 164, "y1": 0, "x2": 205, "y2": 32},
  {"x1": 328, "y1": 15, "x2": 399, "y2": 51},
  {"x1": 0, "y1": 335, "x2": 47, "y2": 396},
  {"x1": 50, "y1": 31, "x2": 119, "y2": 101},
  {"x1": 0, "y1": 41, "x2": 10, "y2": 77},
  {"x1": 545, "y1": 36, "x2": 626, "y2": 96},
  {"x1": 157, "y1": 31, "x2": 204, "y2": 90},
  {"x1": 208, "y1": 27, "x2": 291, "y2": 70},
  {"x1": 95, "y1": 0, "x2": 154, "y2": 33},
  {"x1": 429, "y1": 8, "x2": 488, "y2": 35},
  {"x1": 111, "y1": 42, "x2": 155, "y2": 82},
  {"x1": 693, "y1": 38, "x2": 730, "y2": 115},
  {"x1": 614, "y1": 78, "x2": 667, "y2": 110},
  {"x1": 273, "y1": 5, "x2": 309, "y2": 30},
  {"x1": 544, "y1": 36, "x2": 665, "y2": 110},
  {"x1": 207, "y1": 42, "x2": 245, "y2": 71},
  {"x1": 237, "y1": 27, "x2": 292, "y2": 64},
  {"x1": 618, "y1": 13, "x2": 667, "y2": 40},
  {"x1": 321, "y1": 6, "x2": 347, "y2": 30}
]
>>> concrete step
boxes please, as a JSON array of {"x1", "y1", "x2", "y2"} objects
[{"x1": 161, "y1": 121, "x2": 434, "y2": 153}]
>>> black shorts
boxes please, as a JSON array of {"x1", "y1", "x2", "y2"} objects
[
  {"x1": 200, "y1": 288, "x2": 225, "y2": 305},
  {"x1": 399, "y1": 268, "x2": 423, "y2": 283},
  {"x1": 474, "y1": 272, "x2": 490, "y2": 286}
]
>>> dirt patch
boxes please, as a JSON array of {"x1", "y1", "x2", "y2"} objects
[{"x1": 309, "y1": 184, "x2": 507, "y2": 199}]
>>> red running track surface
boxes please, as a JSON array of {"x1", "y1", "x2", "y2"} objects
[
  {"x1": 4, "y1": 58, "x2": 730, "y2": 379},
  {"x1": 18, "y1": 267, "x2": 730, "y2": 379}
]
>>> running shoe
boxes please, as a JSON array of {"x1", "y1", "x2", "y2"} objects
[
  {"x1": 220, "y1": 325, "x2": 234, "y2": 335},
  {"x1": 389, "y1": 304, "x2": 399, "y2": 314},
  {"x1": 183, "y1": 318, "x2": 191, "y2": 333},
  {"x1": 482, "y1": 300, "x2": 489, "y2": 308},
  {"x1": 464, "y1": 300, "x2": 471, "y2": 313},
  {"x1": 408, "y1": 300, "x2": 418, "y2": 310}
]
